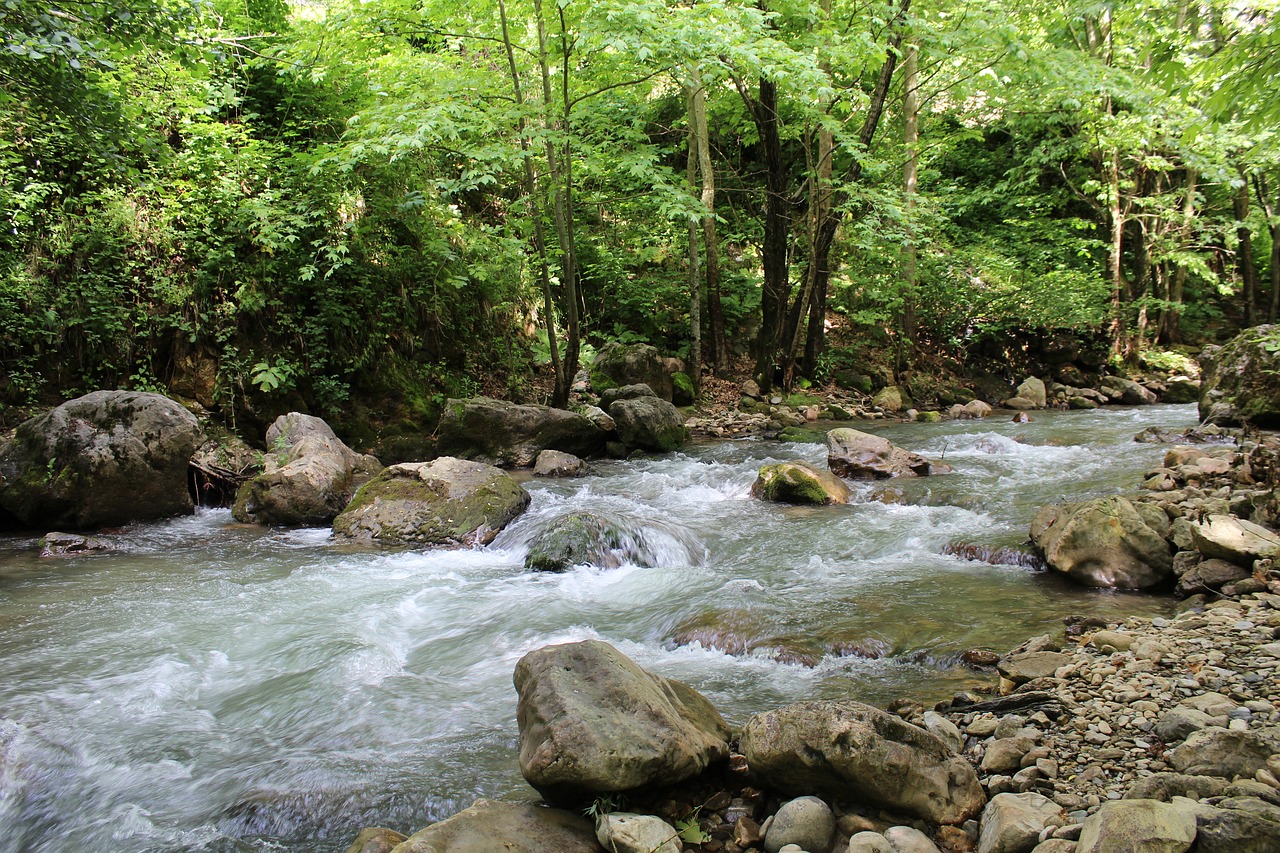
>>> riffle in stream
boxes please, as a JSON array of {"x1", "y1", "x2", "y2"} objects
[{"x1": 0, "y1": 405, "x2": 1198, "y2": 852}]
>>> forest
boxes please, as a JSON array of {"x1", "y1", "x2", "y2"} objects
[{"x1": 2, "y1": 0, "x2": 1278, "y2": 441}]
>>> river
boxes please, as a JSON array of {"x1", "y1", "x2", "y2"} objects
[{"x1": 0, "y1": 404, "x2": 1198, "y2": 852}]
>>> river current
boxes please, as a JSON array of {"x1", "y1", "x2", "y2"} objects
[{"x1": 0, "y1": 405, "x2": 1198, "y2": 852}]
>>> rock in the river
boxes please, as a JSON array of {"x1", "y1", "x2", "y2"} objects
[
  {"x1": 332, "y1": 457, "x2": 529, "y2": 547},
  {"x1": 1075, "y1": 799, "x2": 1195, "y2": 853},
  {"x1": 740, "y1": 700, "x2": 986, "y2": 825},
  {"x1": 826, "y1": 428, "x2": 951, "y2": 479},
  {"x1": 435, "y1": 397, "x2": 608, "y2": 467},
  {"x1": 234, "y1": 413, "x2": 381, "y2": 526},
  {"x1": 762, "y1": 796, "x2": 834, "y2": 853},
  {"x1": 514, "y1": 640, "x2": 731, "y2": 806},
  {"x1": 533, "y1": 449, "x2": 587, "y2": 477},
  {"x1": 1199, "y1": 325, "x2": 1280, "y2": 427},
  {"x1": 389, "y1": 798, "x2": 602, "y2": 853},
  {"x1": 591, "y1": 343, "x2": 675, "y2": 401},
  {"x1": 1100, "y1": 376, "x2": 1158, "y2": 406},
  {"x1": 0, "y1": 391, "x2": 201, "y2": 528},
  {"x1": 978, "y1": 792, "x2": 1066, "y2": 853},
  {"x1": 1017, "y1": 377, "x2": 1048, "y2": 408},
  {"x1": 751, "y1": 461, "x2": 851, "y2": 505},
  {"x1": 343, "y1": 827, "x2": 406, "y2": 853},
  {"x1": 524, "y1": 512, "x2": 640, "y2": 571},
  {"x1": 37, "y1": 531, "x2": 115, "y2": 557},
  {"x1": 1029, "y1": 495, "x2": 1173, "y2": 588},
  {"x1": 596, "y1": 813, "x2": 680, "y2": 853},
  {"x1": 608, "y1": 396, "x2": 688, "y2": 452}
]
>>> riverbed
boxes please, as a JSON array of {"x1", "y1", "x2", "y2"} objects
[{"x1": 0, "y1": 405, "x2": 1198, "y2": 852}]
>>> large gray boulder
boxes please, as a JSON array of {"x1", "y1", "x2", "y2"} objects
[
  {"x1": 1100, "y1": 375, "x2": 1158, "y2": 406},
  {"x1": 435, "y1": 397, "x2": 608, "y2": 467},
  {"x1": 609, "y1": 396, "x2": 688, "y2": 452},
  {"x1": 1029, "y1": 495, "x2": 1173, "y2": 589},
  {"x1": 826, "y1": 428, "x2": 951, "y2": 479},
  {"x1": 332, "y1": 457, "x2": 529, "y2": 547},
  {"x1": 590, "y1": 343, "x2": 674, "y2": 401},
  {"x1": 595, "y1": 813, "x2": 680, "y2": 853},
  {"x1": 739, "y1": 700, "x2": 986, "y2": 825},
  {"x1": 1199, "y1": 325, "x2": 1280, "y2": 427},
  {"x1": 751, "y1": 461, "x2": 851, "y2": 505},
  {"x1": 1192, "y1": 797, "x2": 1280, "y2": 853},
  {"x1": 233, "y1": 413, "x2": 381, "y2": 526},
  {"x1": 0, "y1": 391, "x2": 201, "y2": 528},
  {"x1": 1167, "y1": 727, "x2": 1280, "y2": 779},
  {"x1": 514, "y1": 640, "x2": 731, "y2": 806},
  {"x1": 389, "y1": 799, "x2": 603, "y2": 853},
  {"x1": 1184, "y1": 515, "x2": 1280, "y2": 566},
  {"x1": 978, "y1": 792, "x2": 1066, "y2": 853},
  {"x1": 1075, "y1": 799, "x2": 1195, "y2": 853}
]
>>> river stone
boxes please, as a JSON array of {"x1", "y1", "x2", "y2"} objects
[
  {"x1": 599, "y1": 383, "x2": 658, "y2": 409},
  {"x1": 1168, "y1": 728, "x2": 1280, "y2": 779},
  {"x1": 848, "y1": 831, "x2": 895, "y2": 853},
  {"x1": 533, "y1": 450, "x2": 586, "y2": 477},
  {"x1": 590, "y1": 342, "x2": 674, "y2": 401},
  {"x1": 608, "y1": 396, "x2": 688, "y2": 452},
  {"x1": 997, "y1": 652, "x2": 1071, "y2": 685},
  {"x1": 752, "y1": 461, "x2": 851, "y2": 505},
  {"x1": 978, "y1": 792, "x2": 1066, "y2": 853},
  {"x1": 1185, "y1": 515, "x2": 1280, "y2": 566},
  {"x1": 332, "y1": 458, "x2": 529, "y2": 547},
  {"x1": 923, "y1": 711, "x2": 964, "y2": 754},
  {"x1": 514, "y1": 640, "x2": 731, "y2": 805},
  {"x1": 826, "y1": 428, "x2": 951, "y2": 479},
  {"x1": 234, "y1": 413, "x2": 382, "y2": 526},
  {"x1": 883, "y1": 825, "x2": 941, "y2": 853},
  {"x1": 761, "y1": 796, "x2": 834, "y2": 853},
  {"x1": 1076, "y1": 799, "x2": 1195, "y2": 853},
  {"x1": 38, "y1": 531, "x2": 115, "y2": 557},
  {"x1": 1192, "y1": 796, "x2": 1280, "y2": 853},
  {"x1": 873, "y1": 385, "x2": 906, "y2": 413},
  {"x1": 435, "y1": 397, "x2": 608, "y2": 467},
  {"x1": 981, "y1": 737, "x2": 1036, "y2": 775},
  {"x1": 1155, "y1": 708, "x2": 1214, "y2": 743},
  {"x1": 1198, "y1": 325, "x2": 1280, "y2": 427},
  {"x1": 345, "y1": 827, "x2": 408, "y2": 853},
  {"x1": 595, "y1": 812, "x2": 680, "y2": 853},
  {"x1": 1100, "y1": 376, "x2": 1158, "y2": 406},
  {"x1": 1030, "y1": 842, "x2": 1076, "y2": 853},
  {"x1": 0, "y1": 390, "x2": 201, "y2": 528},
  {"x1": 1124, "y1": 773, "x2": 1229, "y2": 802},
  {"x1": 1029, "y1": 495, "x2": 1173, "y2": 589},
  {"x1": 740, "y1": 700, "x2": 986, "y2": 825},
  {"x1": 1017, "y1": 377, "x2": 1048, "y2": 408},
  {"x1": 1004, "y1": 396, "x2": 1039, "y2": 411},
  {"x1": 524, "y1": 512, "x2": 640, "y2": 571},
  {"x1": 1175, "y1": 557, "x2": 1251, "y2": 597},
  {"x1": 965, "y1": 400, "x2": 994, "y2": 418},
  {"x1": 389, "y1": 798, "x2": 601, "y2": 853}
]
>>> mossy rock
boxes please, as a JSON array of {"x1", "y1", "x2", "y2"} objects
[
  {"x1": 1199, "y1": 325, "x2": 1280, "y2": 427},
  {"x1": 590, "y1": 342, "x2": 674, "y2": 401},
  {"x1": 777, "y1": 426, "x2": 825, "y2": 443},
  {"x1": 672, "y1": 371, "x2": 695, "y2": 406},
  {"x1": 609, "y1": 396, "x2": 688, "y2": 452},
  {"x1": 525, "y1": 512, "x2": 643, "y2": 571},
  {"x1": 751, "y1": 461, "x2": 851, "y2": 505}
]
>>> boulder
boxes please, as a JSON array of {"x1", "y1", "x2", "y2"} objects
[
  {"x1": 751, "y1": 462, "x2": 851, "y2": 505},
  {"x1": 1162, "y1": 377, "x2": 1201, "y2": 404},
  {"x1": 389, "y1": 799, "x2": 602, "y2": 853},
  {"x1": 234, "y1": 413, "x2": 382, "y2": 526},
  {"x1": 0, "y1": 391, "x2": 201, "y2": 528},
  {"x1": 1185, "y1": 515, "x2": 1280, "y2": 566},
  {"x1": 37, "y1": 531, "x2": 115, "y2": 557},
  {"x1": 1124, "y1": 773, "x2": 1229, "y2": 802},
  {"x1": 826, "y1": 428, "x2": 952, "y2": 479},
  {"x1": 1168, "y1": 728, "x2": 1280, "y2": 779},
  {"x1": 344, "y1": 827, "x2": 407, "y2": 853},
  {"x1": 1192, "y1": 796, "x2": 1280, "y2": 853},
  {"x1": 1016, "y1": 377, "x2": 1048, "y2": 408},
  {"x1": 608, "y1": 396, "x2": 688, "y2": 452},
  {"x1": 977, "y1": 792, "x2": 1066, "y2": 853},
  {"x1": 1100, "y1": 375, "x2": 1158, "y2": 406},
  {"x1": 739, "y1": 700, "x2": 986, "y2": 825},
  {"x1": 591, "y1": 343, "x2": 674, "y2": 401},
  {"x1": 848, "y1": 832, "x2": 895, "y2": 853},
  {"x1": 533, "y1": 450, "x2": 587, "y2": 478},
  {"x1": 1199, "y1": 325, "x2": 1280, "y2": 427},
  {"x1": 1029, "y1": 496, "x2": 1173, "y2": 589},
  {"x1": 1174, "y1": 557, "x2": 1251, "y2": 597},
  {"x1": 332, "y1": 458, "x2": 529, "y2": 547},
  {"x1": 1075, "y1": 799, "x2": 1195, "y2": 853},
  {"x1": 964, "y1": 400, "x2": 994, "y2": 418},
  {"x1": 595, "y1": 813, "x2": 680, "y2": 853},
  {"x1": 514, "y1": 640, "x2": 731, "y2": 806},
  {"x1": 524, "y1": 512, "x2": 641, "y2": 571},
  {"x1": 1155, "y1": 708, "x2": 1214, "y2": 743},
  {"x1": 1004, "y1": 396, "x2": 1039, "y2": 411},
  {"x1": 873, "y1": 385, "x2": 906, "y2": 413},
  {"x1": 762, "y1": 796, "x2": 834, "y2": 853},
  {"x1": 435, "y1": 398, "x2": 608, "y2": 467},
  {"x1": 599, "y1": 383, "x2": 658, "y2": 409},
  {"x1": 997, "y1": 652, "x2": 1071, "y2": 685}
]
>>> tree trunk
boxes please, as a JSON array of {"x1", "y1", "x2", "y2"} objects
[
  {"x1": 755, "y1": 77, "x2": 789, "y2": 393},
  {"x1": 685, "y1": 83, "x2": 702, "y2": 398},
  {"x1": 1106, "y1": 146, "x2": 1128, "y2": 356},
  {"x1": 1252, "y1": 171, "x2": 1279, "y2": 323},
  {"x1": 1159, "y1": 168, "x2": 1197, "y2": 344},
  {"x1": 901, "y1": 41, "x2": 920, "y2": 365},
  {"x1": 1234, "y1": 174, "x2": 1258, "y2": 326},
  {"x1": 689, "y1": 69, "x2": 727, "y2": 373},
  {"x1": 498, "y1": 0, "x2": 564, "y2": 405}
]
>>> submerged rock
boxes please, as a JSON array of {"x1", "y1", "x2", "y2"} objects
[
  {"x1": 751, "y1": 461, "x2": 851, "y2": 505},
  {"x1": 740, "y1": 700, "x2": 986, "y2": 825},
  {"x1": 524, "y1": 512, "x2": 642, "y2": 571},
  {"x1": 38, "y1": 531, "x2": 116, "y2": 557},
  {"x1": 826, "y1": 428, "x2": 951, "y2": 479},
  {"x1": 1030, "y1": 495, "x2": 1173, "y2": 589},
  {"x1": 0, "y1": 390, "x2": 201, "y2": 529},
  {"x1": 514, "y1": 640, "x2": 731, "y2": 806},
  {"x1": 332, "y1": 457, "x2": 529, "y2": 547}
]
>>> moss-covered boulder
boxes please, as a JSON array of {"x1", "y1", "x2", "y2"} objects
[
  {"x1": 332, "y1": 457, "x2": 529, "y2": 547},
  {"x1": 525, "y1": 512, "x2": 640, "y2": 571},
  {"x1": 672, "y1": 371, "x2": 695, "y2": 406},
  {"x1": 590, "y1": 343, "x2": 674, "y2": 400},
  {"x1": 1199, "y1": 325, "x2": 1280, "y2": 427},
  {"x1": 608, "y1": 396, "x2": 688, "y2": 452},
  {"x1": 0, "y1": 391, "x2": 201, "y2": 529},
  {"x1": 751, "y1": 461, "x2": 851, "y2": 505},
  {"x1": 435, "y1": 397, "x2": 608, "y2": 468},
  {"x1": 1030, "y1": 495, "x2": 1173, "y2": 589}
]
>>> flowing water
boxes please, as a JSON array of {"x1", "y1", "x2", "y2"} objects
[{"x1": 0, "y1": 405, "x2": 1198, "y2": 852}]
